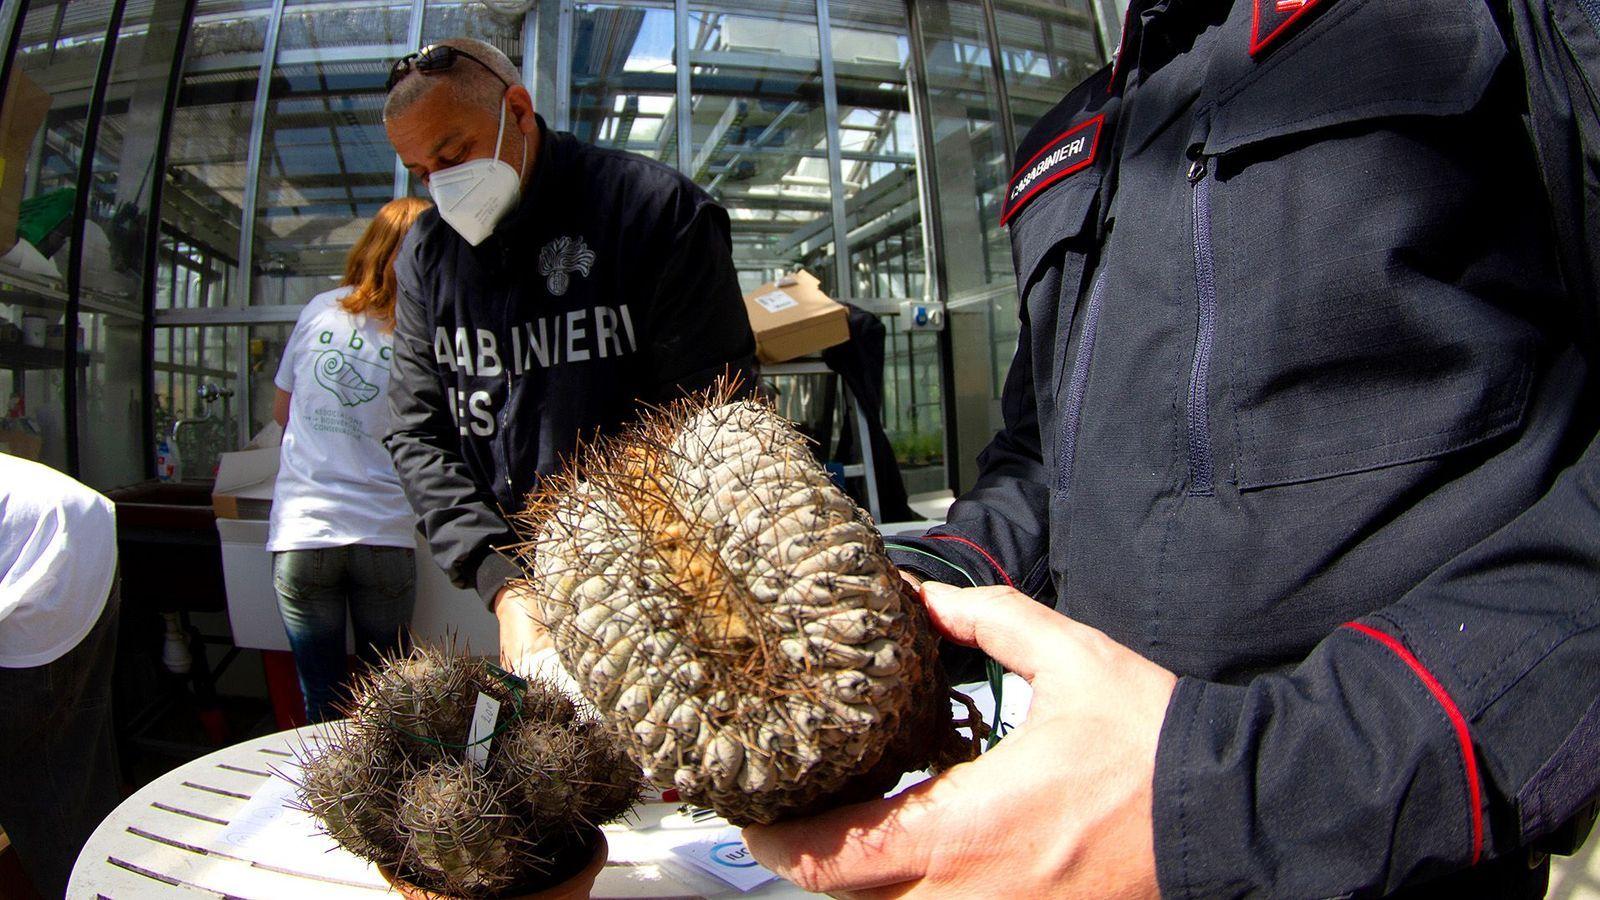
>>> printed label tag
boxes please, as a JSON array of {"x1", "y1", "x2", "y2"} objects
[
  {"x1": 465, "y1": 692, "x2": 501, "y2": 770},
  {"x1": 1000, "y1": 114, "x2": 1105, "y2": 226},
  {"x1": 671, "y1": 827, "x2": 780, "y2": 892},
  {"x1": 754, "y1": 289, "x2": 799, "y2": 314}
]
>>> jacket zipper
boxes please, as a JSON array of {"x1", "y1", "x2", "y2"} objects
[
  {"x1": 1056, "y1": 270, "x2": 1109, "y2": 498},
  {"x1": 500, "y1": 371, "x2": 514, "y2": 497},
  {"x1": 500, "y1": 271, "x2": 516, "y2": 499},
  {"x1": 1186, "y1": 157, "x2": 1217, "y2": 496}
]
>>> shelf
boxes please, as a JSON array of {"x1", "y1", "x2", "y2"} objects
[
  {"x1": 0, "y1": 264, "x2": 145, "y2": 322},
  {"x1": 0, "y1": 343, "x2": 95, "y2": 371},
  {"x1": 0, "y1": 265, "x2": 67, "y2": 307}
]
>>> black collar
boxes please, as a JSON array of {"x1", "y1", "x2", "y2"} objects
[{"x1": 491, "y1": 112, "x2": 561, "y2": 241}]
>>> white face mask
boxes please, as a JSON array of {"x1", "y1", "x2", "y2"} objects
[{"x1": 427, "y1": 98, "x2": 526, "y2": 247}]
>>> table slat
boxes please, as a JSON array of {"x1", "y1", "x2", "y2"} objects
[{"x1": 83, "y1": 823, "x2": 387, "y2": 899}]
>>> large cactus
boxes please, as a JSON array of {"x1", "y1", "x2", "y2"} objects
[
  {"x1": 516, "y1": 387, "x2": 979, "y2": 826},
  {"x1": 292, "y1": 647, "x2": 641, "y2": 898}
]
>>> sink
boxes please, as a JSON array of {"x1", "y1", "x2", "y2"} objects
[
  {"x1": 107, "y1": 479, "x2": 218, "y2": 532},
  {"x1": 107, "y1": 479, "x2": 226, "y2": 613}
]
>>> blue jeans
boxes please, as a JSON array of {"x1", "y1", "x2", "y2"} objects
[{"x1": 272, "y1": 545, "x2": 416, "y2": 722}]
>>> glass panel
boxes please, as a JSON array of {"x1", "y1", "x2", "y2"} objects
[
  {"x1": 162, "y1": 0, "x2": 276, "y2": 310},
  {"x1": 247, "y1": 321, "x2": 291, "y2": 439},
  {"x1": 994, "y1": 0, "x2": 1102, "y2": 135},
  {"x1": 685, "y1": 0, "x2": 837, "y2": 286},
  {"x1": 420, "y1": 0, "x2": 530, "y2": 48},
  {"x1": 72, "y1": 1, "x2": 193, "y2": 488},
  {"x1": 829, "y1": 0, "x2": 944, "y2": 492},
  {"x1": 249, "y1": 1, "x2": 409, "y2": 306},
  {"x1": 569, "y1": 1, "x2": 677, "y2": 165},
  {"x1": 913, "y1": 0, "x2": 1015, "y2": 490},
  {"x1": 150, "y1": 321, "x2": 286, "y2": 478},
  {"x1": 153, "y1": 324, "x2": 239, "y2": 478},
  {"x1": 0, "y1": 1, "x2": 118, "y2": 473},
  {"x1": 156, "y1": 233, "x2": 238, "y2": 311}
]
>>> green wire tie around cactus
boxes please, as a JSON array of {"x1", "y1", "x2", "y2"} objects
[
  {"x1": 391, "y1": 661, "x2": 532, "y2": 750},
  {"x1": 883, "y1": 542, "x2": 1008, "y2": 749}
]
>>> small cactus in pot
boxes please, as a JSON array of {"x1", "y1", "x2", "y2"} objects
[{"x1": 291, "y1": 644, "x2": 641, "y2": 899}]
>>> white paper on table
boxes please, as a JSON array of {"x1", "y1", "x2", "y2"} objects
[
  {"x1": 957, "y1": 671, "x2": 1032, "y2": 740},
  {"x1": 670, "y1": 826, "x2": 781, "y2": 892},
  {"x1": 211, "y1": 766, "x2": 376, "y2": 883}
]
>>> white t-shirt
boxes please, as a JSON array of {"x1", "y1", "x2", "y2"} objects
[
  {"x1": 0, "y1": 454, "x2": 117, "y2": 668},
  {"x1": 268, "y1": 286, "x2": 416, "y2": 552}
]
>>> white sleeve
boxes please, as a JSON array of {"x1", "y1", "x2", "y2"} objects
[{"x1": 274, "y1": 303, "x2": 311, "y2": 392}]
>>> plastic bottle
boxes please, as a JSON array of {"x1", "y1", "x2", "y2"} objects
[{"x1": 155, "y1": 435, "x2": 180, "y2": 482}]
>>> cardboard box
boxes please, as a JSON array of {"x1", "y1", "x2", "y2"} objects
[
  {"x1": 0, "y1": 429, "x2": 42, "y2": 461},
  {"x1": 0, "y1": 70, "x2": 51, "y2": 256},
  {"x1": 211, "y1": 422, "x2": 282, "y2": 520},
  {"x1": 743, "y1": 270, "x2": 850, "y2": 364}
]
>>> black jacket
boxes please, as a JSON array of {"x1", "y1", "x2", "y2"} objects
[
  {"x1": 386, "y1": 117, "x2": 758, "y2": 606},
  {"x1": 890, "y1": 0, "x2": 1600, "y2": 896}
]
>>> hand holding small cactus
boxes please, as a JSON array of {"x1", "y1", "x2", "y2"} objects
[
  {"x1": 742, "y1": 582, "x2": 1175, "y2": 899},
  {"x1": 493, "y1": 583, "x2": 554, "y2": 676}
]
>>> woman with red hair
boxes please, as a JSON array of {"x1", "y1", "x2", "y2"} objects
[{"x1": 268, "y1": 196, "x2": 430, "y2": 721}]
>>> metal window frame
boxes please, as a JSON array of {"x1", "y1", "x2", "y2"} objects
[
  {"x1": 814, "y1": 0, "x2": 852, "y2": 302},
  {"x1": 904, "y1": 0, "x2": 961, "y2": 492},
  {"x1": 0, "y1": 1, "x2": 27, "y2": 109},
  {"x1": 238, "y1": 0, "x2": 288, "y2": 313},
  {"x1": 392, "y1": 0, "x2": 427, "y2": 198},
  {"x1": 979, "y1": 0, "x2": 1016, "y2": 171},
  {"x1": 62, "y1": 0, "x2": 130, "y2": 477},
  {"x1": 521, "y1": 3, "x2": 539, "y2": 95},
  {"x1": 555, "y1": 0, "x2": 573, "y2": 130},
  {"x1": 141, "y1": 0, "x2": 202, "y2": 478},
  {"x1": 674, "y1": 0, "x2": 692, "y2": 174},
  {"x1": 1094, "y1": 0, "x2": 1124, "y2": 60},
  {"x1": 233, "y1": 0, "x2": 288, "y2": 447}
]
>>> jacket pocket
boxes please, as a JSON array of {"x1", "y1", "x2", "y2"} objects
[
  {"x1": 1009, "y1": 172, "x2": 1102, "y2": 401},
  {"x1": 1194, "y1": 0, "x2": 1537, "y2": 490}
]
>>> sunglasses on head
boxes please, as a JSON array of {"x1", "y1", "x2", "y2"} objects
[{"x1": 386, "y1": 44, "x2": 511, "y2": 93}]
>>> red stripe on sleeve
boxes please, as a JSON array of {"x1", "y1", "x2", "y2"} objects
[
  {"x1": 926, "y1": 534, "x2": 1017, "y2": 588},
  {"x1": 1343, "y1": 622, "x2": 1484, "y2": 865}
]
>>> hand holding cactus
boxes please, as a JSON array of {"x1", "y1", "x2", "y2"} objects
[
  {"x1": 492, "y1": 583, "x2": 554, "y2": 676},
  {"x1": 742, "y1": 581, "x2": 1176, "y2": 899}
]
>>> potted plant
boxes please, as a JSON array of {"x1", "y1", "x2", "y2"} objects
[{"x1": 292, "y1": 645, "x2": 641, "y2": 899}]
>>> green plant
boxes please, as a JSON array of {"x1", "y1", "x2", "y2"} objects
[{"x1": 890, "y1": 430, "x2": 944, "y2": 466}]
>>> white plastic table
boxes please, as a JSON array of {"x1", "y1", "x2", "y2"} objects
[{"x1": 68, "y1": 723, "x2": 812, "y2": 899}]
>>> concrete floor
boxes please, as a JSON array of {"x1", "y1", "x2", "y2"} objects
[{"x1": 1551, "y1": 836, "x2": 1600, "y2": 900}]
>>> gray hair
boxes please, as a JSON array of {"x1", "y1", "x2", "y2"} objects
[{"x1": 383, "y1": 38, "x2": 522, "y2": 122}]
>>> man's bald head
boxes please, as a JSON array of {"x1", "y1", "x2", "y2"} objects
[{"x1": 383, "y1": 38, "x2": 522, "y2": 122}]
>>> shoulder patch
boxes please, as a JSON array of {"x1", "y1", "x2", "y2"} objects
[
  {"x1": 1001, "y1": 114, "x2": 1105, "y2": 226},
  {"x1": 1250, "y1": 0, "x2": 1327, "y2": 56}
]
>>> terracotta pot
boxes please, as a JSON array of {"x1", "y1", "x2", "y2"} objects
[{"x1": 379, "y1": 831, "x2": 608, "y2": 900}]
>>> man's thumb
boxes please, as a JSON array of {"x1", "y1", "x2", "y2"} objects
[{"x1": 920, "y1": 582, "x2": 1064, "y2": 681}]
